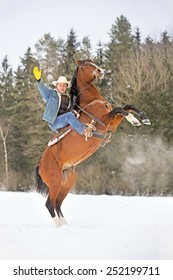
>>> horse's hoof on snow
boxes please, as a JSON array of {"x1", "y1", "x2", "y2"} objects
[
  {"x1": 60, "y1": 217, "x2": 68, "y2": 226},
  {"x1": 53, "y1": 216, "x2": 61, "y2": 227},
  {"x1": 53, "y1": 216, "x2": 68, "y2": 227},
  {"x1": 142, "y1": 119, "x2": 151, "y2": 125}
]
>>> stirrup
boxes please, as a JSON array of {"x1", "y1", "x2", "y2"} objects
[
  {"x1": 85, "y1": 119, "x2": 97, "y2": 131},
  {"x1": 83, "y1": 127, "x2": 93, "y2": 141},
  {"x1": 83, "y1": 120, "x2": 96, "y2": 141}
]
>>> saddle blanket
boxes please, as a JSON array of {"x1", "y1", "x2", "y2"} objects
[{"x1": 48, "y1": 128, "x2": 71, "y2": 147}]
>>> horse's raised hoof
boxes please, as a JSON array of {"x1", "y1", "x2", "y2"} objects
[
  {"x1": 142, "y1": 119, "x2": 151, "y2": 125},
  {"x1": 126, "y1": 113, "x2": 141, "y2": 127}
]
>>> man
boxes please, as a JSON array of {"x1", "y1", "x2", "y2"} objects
[{"x1": 33, "y1": 66, "x2": 93, "y2": 138}]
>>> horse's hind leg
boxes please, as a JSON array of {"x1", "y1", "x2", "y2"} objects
[
  {"x1": 45, "y1": 195, "x2": 56, "y2": 219},
  {"x1": 55, "y1": 167, "x2": 77, "y2": 226},
  {"x1": 40, "y1": 162, "x2": 63, "y2": 226},
  {"x1": 45, "y1": 181, "x2": 62, "y2": 227}
]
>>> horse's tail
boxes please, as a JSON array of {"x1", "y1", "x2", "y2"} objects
[{"x1": 34, "y1": 165, "x2": 49, "y2": 196}]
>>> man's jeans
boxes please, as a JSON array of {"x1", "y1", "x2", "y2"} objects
[{"x1": 49, "y1": 112, "x2": 86, "y2": 134}]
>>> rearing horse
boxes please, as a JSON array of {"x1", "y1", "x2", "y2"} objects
[{"x1": 35, "y1": 59, "x2": 151, "y2": 226}]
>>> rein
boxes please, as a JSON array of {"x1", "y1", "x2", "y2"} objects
[
  {"x1": 76, "y1": 104, "x2": 106, "y2": 127},
  {"x1": 76, "y1": 103, "x2": 112, "y2": 144},
  {"x1": 76, "y1": 82, "x2": 93, "y2": 99}
]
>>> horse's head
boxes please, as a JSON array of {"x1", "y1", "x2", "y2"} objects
[{"x1": 76, "y1": 60, "x2": 104, "y2": 83}]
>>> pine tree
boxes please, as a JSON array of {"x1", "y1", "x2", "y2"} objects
[
  {"x1": 64, "y1": 28, "x2": 80, "y2": 77},
  {"x1": 160, "y1": 30, "x2": 171, "y2": 45},
  {"x1": 145, "y1": 36, "x2": 154, "y2": 46},
  {"x1": 95, "y1": 41, "x2": 107, "y2": 95},
  {"x1": 10, "y1": 48, "x2": 50, "y2": 189},
  {"x1": 134, "y1": 27, "x2": 141, "y2": 48},
  {"x1": 105, "y1": 15, "x2": 134, "y2": 70},
  {"x1": 95, "y1": 41, "x2": 104, "y2": 67},
  {"x1": 0, "y1": 56, "x2": 14, "y2": 187},
  {"x1": 79, "y1": 36, "x2": 92, "y2": 59},
  {"x1": 104, "y1": 15, "x2": 134, "y2": 103},
  {"x1": 35, "y1": 33, "x2": 65, "y2": 82}
]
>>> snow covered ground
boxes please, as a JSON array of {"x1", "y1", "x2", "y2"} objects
[{"x1": 0, "y1": 191, "x2": 173, "y2": 260}]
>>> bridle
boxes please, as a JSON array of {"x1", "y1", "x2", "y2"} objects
[
  {"x1": 79, "y1": 61, "x2": 104, "y2": 83},
  {"x1": 76, "y1": 61, "x2": 104, "y2": 99}
]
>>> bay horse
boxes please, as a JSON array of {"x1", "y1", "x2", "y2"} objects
[{"x1": 35, "y1": 59, "x2": 151, "y2": 226}]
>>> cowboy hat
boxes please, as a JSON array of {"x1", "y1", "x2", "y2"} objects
[{"x1": 52, "y1": 76, "x2": 71, "y2": 87}]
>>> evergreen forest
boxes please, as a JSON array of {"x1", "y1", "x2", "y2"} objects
[{"x1": 0, "y1": 15, "x2": 173, "y2": 195}]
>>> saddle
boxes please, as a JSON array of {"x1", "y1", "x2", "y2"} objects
[
  {"x1": 48, "y1": 110, "x2": 79, "y2": 147},
  {"x1": 47, "y1": 110, "x2": 110, "y2": 147},
  {"x1": 48, "y1": 110, "x2": 96, "y2": 146},
  {"x1": 48, "y1": 119, "x2": 97, "y2": 147}
]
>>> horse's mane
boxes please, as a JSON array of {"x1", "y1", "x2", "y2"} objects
[
  {"x1": 69, "y1": 67, "x2": 78, "y2": 97},
  {"x1": 69, "y1": 67, "x2": 79, "y2": 108},
  {"x1": 69, "y1": 60, "x2": 93, "y2": 108}
]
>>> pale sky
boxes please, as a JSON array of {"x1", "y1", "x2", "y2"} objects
[{"x1": 0, "y1": 0, "x2": 173, "y2": 69}]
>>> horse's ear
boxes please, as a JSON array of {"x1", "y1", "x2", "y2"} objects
[{"x1": 75, "y1": 60, "x2": 81, "y2": 65}]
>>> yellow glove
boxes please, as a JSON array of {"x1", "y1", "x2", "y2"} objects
[{"x1": 33, "y1": 66, "x2": 42, "y2": 80}]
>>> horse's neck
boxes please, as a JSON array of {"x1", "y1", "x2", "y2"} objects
[{"x1": 78, "y1": 83, "x2": 104, "y2": 107}]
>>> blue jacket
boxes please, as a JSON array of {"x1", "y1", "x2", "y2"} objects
[{"x1": 36, "y1": 80, "x2": 61, "y2": 124}]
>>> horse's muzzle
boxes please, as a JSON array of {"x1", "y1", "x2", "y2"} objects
[{"x1": 94, "y1": 67, "x2": 105, "y2": 80}]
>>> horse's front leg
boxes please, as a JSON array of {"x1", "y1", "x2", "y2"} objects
[
  {"x1": 125, "y1": 113, "x2": 142, "y2": 126},
  {"x1": 124, "y1": 104, "x2": 151, "y2": 125},
  {"x1": 108, "y1": 107, "x2": 142, "y2": 127}
]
